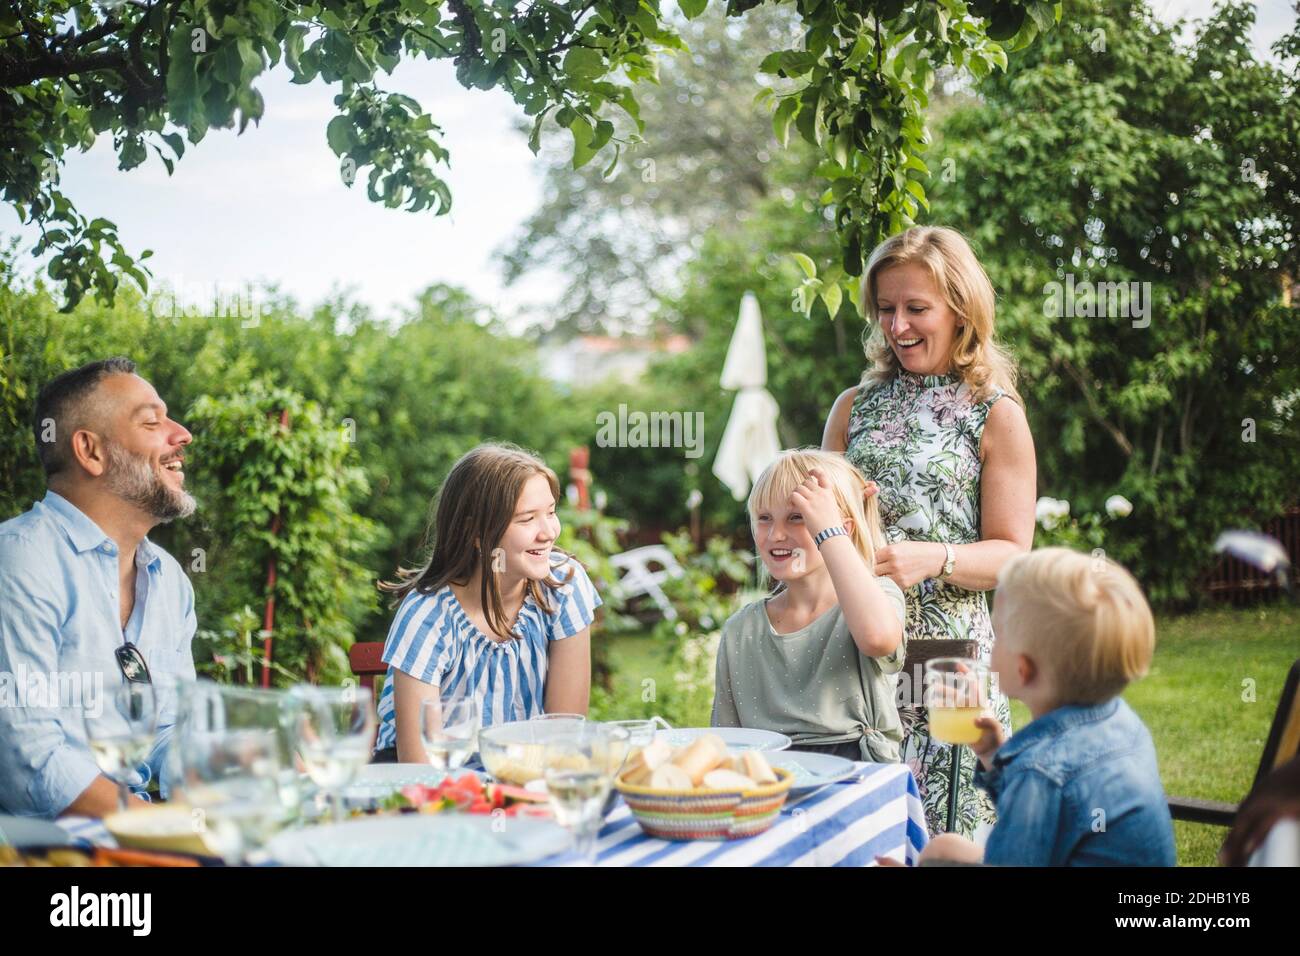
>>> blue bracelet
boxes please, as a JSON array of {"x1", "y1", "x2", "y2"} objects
[{"x1": 813, "y1": 525, "x2": 848, "y2": 549}]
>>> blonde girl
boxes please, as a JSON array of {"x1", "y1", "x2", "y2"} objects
[
  {"x1": 372, "y1": 443, "x2": 599, "y2": 763},
  {"x1": 711, "y1": 448, "x2": 906, "y2": 762}
]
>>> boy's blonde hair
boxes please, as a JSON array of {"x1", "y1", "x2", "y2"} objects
[
  {"x1": 747, "y1": 449, "x2": 885, "y2": 588},
  {"x1": 859, "y1": 225, "x2": 1022, "y2": 406},
  {"x1": 995, "y1": 547, "x2": 1155, "y2": 705}
]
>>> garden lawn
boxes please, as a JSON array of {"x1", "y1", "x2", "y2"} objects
[{"x1": 602, "y1": 604, "x2": 1299, "y2": 867}]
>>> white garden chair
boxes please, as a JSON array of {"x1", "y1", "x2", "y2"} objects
[{"x1": 609, "y1": 545, "x2": 684, "y2": 620}]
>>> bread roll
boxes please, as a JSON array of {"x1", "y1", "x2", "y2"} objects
[
  {"x1": 741, "y1": 751, "x2": 778, "y2": 785},
  {"x1": 621, "y1": 738, "x2": 673, "y2": 786},
  {"x1": 623, "y1": 763, "x2": 652, "y2": 786},
  {"x1": 698, "y1": 733, "x2": 727, "y2": 754},
  {"x1": 649, "y1": 764, "x2": 693, "y2": 791},
  {"x1": 672, "y1": 737, "x2": 728, "y2": 785},
  {"x1": 702, "y1": 769, "x2": 757, "y2": 790}
]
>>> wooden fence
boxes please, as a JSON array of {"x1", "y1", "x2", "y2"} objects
[{"x1": 1199, "y1": 505, "x2": 1300, "y2": 604}]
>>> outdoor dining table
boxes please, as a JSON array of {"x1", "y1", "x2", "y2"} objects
[{"x1": 56, "y1": 761, "x2": 928, "y2": 867}]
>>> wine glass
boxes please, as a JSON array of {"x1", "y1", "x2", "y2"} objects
[
  {"x1": 604, "y1": 719, "x2": 658, "y2": 768},
  {"x1": 923, "y1": 657, "x2": 992, "y2": 745},
  {"x1": 85, "y1": 683, "x2": 159, "y2": 812},
  {"x1": 542, "y1": 723, "x2": 624, "y2": 862},
  {"x1": 289, "y1": 685, "x2": 376, "y2": 823},
  {"x1": 419, "y1": 693, "x2": 480, "y2": 771},
  {"x1": 180, "y1": 728, "x2": 284, "y2": 864},
  {"x1": 176, "y1": 681, "x2": 307, "y2": 827}
]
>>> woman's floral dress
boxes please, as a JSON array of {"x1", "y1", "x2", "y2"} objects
[{"x1": 845, "y1": 369, "x2": 1013, "y2": 838}]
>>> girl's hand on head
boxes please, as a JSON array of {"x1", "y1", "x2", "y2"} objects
[
  {"x1": 873, "y1": 541, "x2": 947, "y2": 589},
  {"x1": 787, "y1": 468, "x2": 845, "y2": 539}
]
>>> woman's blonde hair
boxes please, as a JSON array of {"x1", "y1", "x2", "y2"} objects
[
  {"x1": 995, "y1": 547, "x2": 1155, "y2": 706},
  {"x1": 859, "y1": 225, "x2": 1022, "y2": 405},
  {"x1": 747, "y1": 449, "x2": 885, "y2": 590},
  {"x1": 379, "y1": 442, "x2": 575, "y2": 639}
]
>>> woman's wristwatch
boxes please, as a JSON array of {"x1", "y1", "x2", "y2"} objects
[{"x1": 938, "y1": 543, "x2": 956, "y2": 581}]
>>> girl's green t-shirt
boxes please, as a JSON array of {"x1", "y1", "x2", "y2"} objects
[{"x1": 710, "y1": 578, "x2": 907, "y2": 763}]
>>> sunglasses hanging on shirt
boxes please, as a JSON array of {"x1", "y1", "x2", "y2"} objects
[{"x1": 115, "y1": 642, "x2": 152, "y2": 685}]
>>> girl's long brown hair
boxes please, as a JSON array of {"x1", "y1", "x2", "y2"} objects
[{"x1": 379, "y1": 443, "x2": 574, "y2": 639}]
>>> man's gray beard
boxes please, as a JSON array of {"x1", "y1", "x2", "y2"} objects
[{"x1": 104, "y1": 442, "x2": 196, "y2": 522}]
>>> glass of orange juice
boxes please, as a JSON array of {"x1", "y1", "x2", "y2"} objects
[{"x1": 924, "y1": 657, "x2": 991, "y2": 745}]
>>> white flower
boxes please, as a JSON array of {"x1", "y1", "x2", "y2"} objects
[
  {"x1": 1105, "y1": 494, "x2": 1133, "y2": 518},
  {"x1": 1035, "y1": 496, "x2": 1071, "y2": 530}
]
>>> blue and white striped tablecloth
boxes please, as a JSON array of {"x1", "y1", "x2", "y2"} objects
[
  {"x1": 580, "y1": 761, "x2": 927, "y2": 867},
  {"x1": 57, "y1": 761, "x2": 928, "y2": 867}
]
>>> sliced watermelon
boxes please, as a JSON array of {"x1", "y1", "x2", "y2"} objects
[{"x1": 486, "y1": 783, "x2": 548, "y2": 806}]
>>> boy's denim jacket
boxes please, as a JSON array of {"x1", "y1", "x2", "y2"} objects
[{"x1": 974, "y1": 698, "x2": 1177, "y2": 866}]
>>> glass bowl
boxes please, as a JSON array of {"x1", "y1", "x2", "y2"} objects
[{"x1": 478, "y1": 718, "x2": 587, "y2": 785}]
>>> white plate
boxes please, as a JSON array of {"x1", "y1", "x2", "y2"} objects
[
  {"x1": 342, "y1": 764, "x2": 486, "y2": 801},
  {"x1": 764, "y1": 751, "x2": 859, "y2": 794},
  {"x1": 0, "y1": 814, "x2": 73, "y2": 848},
  {"x1": 264, "y1": 813, "x2": 571, "y2": 867},
  {"x1": 657, "y1": 727, "x2": 792, "y2": 752}
]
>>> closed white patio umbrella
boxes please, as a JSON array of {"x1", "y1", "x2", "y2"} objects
[{"x1": 712, "y1": 291, "x2": 781, "y2": 501}]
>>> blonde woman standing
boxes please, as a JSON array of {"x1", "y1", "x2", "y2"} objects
[{"x1": 822, "y1": 226, "x2": 1037, "y2": 837}]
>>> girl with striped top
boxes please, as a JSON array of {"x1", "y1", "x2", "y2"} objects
[{"x1": 371, "y1": 443, "x2": 601, "y2": 762}]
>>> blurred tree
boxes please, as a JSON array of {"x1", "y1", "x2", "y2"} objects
[
  {"x1": 499, "y1": 4, "x2": 816, "y2": 335},
  {"x1": 928, "y1": 0, "x2": 1300, "y2": 603},
  {"x1": 0, "y1": 262, "x2": 599, "y2": 646},
  {"x1": 182, "y1": 381, "x2": 380, "y2": 683},
  {"x1": 2, "y1": 1, "x2": 1060, "y2": 312}
]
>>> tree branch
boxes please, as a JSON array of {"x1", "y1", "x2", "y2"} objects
[
  {"x1": 1059, "y1": 356, "x2": 1134, "y2": 457},
  {"x1": 67, "y1": 17, "x2": 124, "y2": 51},
  {"x1": 0, "y1": 49, "x2": 133, "y2": 88},
  {"x1": 447, "y1": 0, "x2": 481, "y2": 64}
]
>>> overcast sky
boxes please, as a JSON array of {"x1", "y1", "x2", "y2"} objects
[{"x1": 1, "y1": 1, "x2": 1293, "y2": 328}]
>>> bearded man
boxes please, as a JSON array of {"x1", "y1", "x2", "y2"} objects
[{"x1": 0, "y1": 357, "x2": 198, "y2": 818}]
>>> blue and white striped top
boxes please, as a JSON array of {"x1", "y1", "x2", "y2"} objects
[{"x1": 373, "y1": 555, "x2": 601, "y2": 751}]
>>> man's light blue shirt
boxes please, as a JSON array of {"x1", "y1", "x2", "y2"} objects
[{"x1": 0, "y1": 490, "x2": 196, "y2": 818}]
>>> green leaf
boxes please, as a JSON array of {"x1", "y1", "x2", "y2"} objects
[
  {"x1": 678, "y1": 0, "x2": 708, "y2": 19},
  {"x1": 1027, "y1": 2, "x2": 1057, "y2": 33},
  {"x1": 790, "y1": 252, "x2": 817, "y2": 279},
  {"x1": 602, "y1": 142, "x2": 622, "y2": 179},
  {"x1": 832, "y1": 129, "x2": 851, "y2": 168},
  {"x1": 844, "y1": 32, "x2": 873, "y2": 72},
  {"x1": 162, "y1": 132, "x2": 185, "y2": 160},
  {"x1": 905, "y1": 178, "x2": 929, "y2": 211},
  {"x1": 569, "y1": 114, "x2": 597, "y2": 169},
  {"x1": 285, "y1": 25, "x2": 308, "y2": 74},
  {"x1": 617, "y1": 90, "x2": 644, "y2": 133},
  {"x1": 821, "y1": 280, "x2": 842, "y2": 318},
  {"x1": 591, "y1": 119, "x2": 615, "y2": 152},
  {"x1": 843, "y1": 231, "x2": 863, "y2": 278},
  {"x1": 773, "y1": 97, "x2": 798, "y2": 147},
  {"x1": 326, "y1": 115, "x2": 354, "y2": 156},
  {"x1": 527, "y1": 109, "x2": 549, "y2": 155},
  {"x1": 563, "y1": 47, "x2": 605, "y2": 84},
  {"x1": 986, "y1": 6, "x2": 1026, "y2": 41}
]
